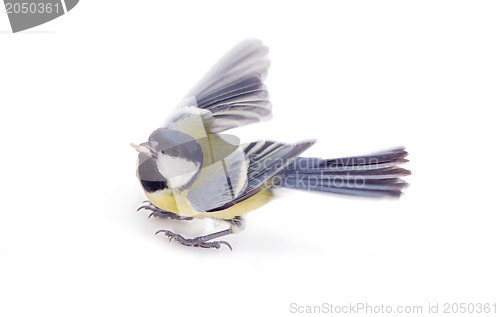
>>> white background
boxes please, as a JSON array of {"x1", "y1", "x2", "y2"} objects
[{"x1": 1, "y1": 1, "x2": 499, "y2": 316}]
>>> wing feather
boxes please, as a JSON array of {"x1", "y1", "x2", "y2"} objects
[
  {"x1": 166, "y1": 39, "x2": 272, "y2": 133},
  {"x1": 206, "y1": 140, "x2": 316, "y2": 212}
]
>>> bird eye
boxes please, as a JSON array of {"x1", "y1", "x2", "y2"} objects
[{"x1": 170, "y1": 147, "x2": 181, "y2": 158}]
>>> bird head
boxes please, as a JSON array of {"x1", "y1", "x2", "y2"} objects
[{"x1": 132, "y1": 128, "x2": 204, "y2": 190}]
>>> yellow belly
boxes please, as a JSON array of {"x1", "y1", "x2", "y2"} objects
[{"x1": 145, "y1": 188, "x2": 273, "y2": 220}]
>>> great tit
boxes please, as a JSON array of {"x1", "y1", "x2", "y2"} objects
[{"x1": 132, "y1": 39, "x2": 411, "y2": 250}]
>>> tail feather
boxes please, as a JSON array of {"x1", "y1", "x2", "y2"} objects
[
  {"x1": 275, "y1": 147, "x2": 411, "y2": 198},
  {"x1": 324, "y1": 148, "x2": 409, "y2": 166}
]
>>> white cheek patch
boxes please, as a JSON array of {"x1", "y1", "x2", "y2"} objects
[{"x1": 156, "y1": 155, "x2": 199, "y2": 188}]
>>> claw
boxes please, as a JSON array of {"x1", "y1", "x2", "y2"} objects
[
  {"x1": 137, "y1": 201, "x2": 152, "y2": 212},
  {"x1": 219, "y1": 241, "x2": 233, "y2": 251}
]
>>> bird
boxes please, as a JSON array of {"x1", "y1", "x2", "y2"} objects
[{"x1": 131, "y1": 39, "x2": 411, "y2": 250}]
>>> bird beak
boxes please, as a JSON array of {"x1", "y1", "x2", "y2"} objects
[{"x1": 130, "y1": 142, "x2": 157, "y2": 158}]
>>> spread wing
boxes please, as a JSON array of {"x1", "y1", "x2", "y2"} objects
[{"x1": 164, "y1": 39, "x2": 272, "y2": 134}]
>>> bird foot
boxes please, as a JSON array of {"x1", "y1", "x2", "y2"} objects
[
  {"x1": 155, "y1": 230, "x2": 232, "y2": 250},
  {"x1": 137, "y1": 201, "x2": 193, "y2": 221}
]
